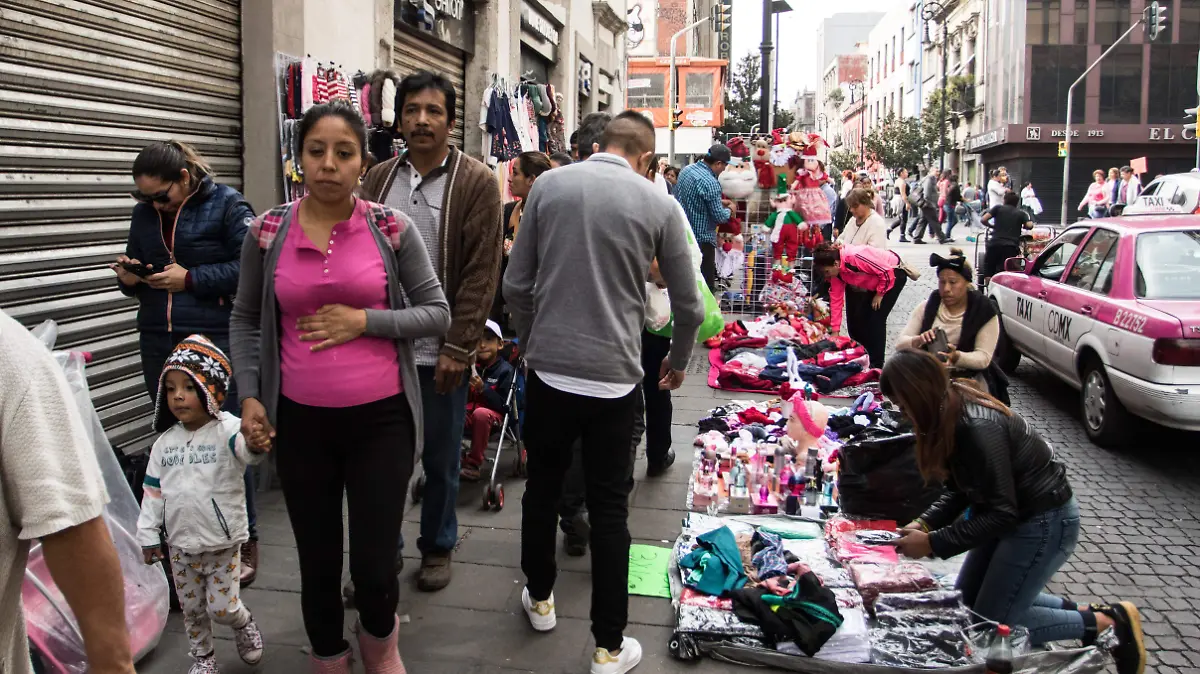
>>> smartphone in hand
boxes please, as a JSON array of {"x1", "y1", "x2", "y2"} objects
[{"x1": 121, "y1": 261, "x2": 154, "y2": 278}]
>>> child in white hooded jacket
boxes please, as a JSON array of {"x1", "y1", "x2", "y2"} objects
[{"x1": 137, "y1": 334, "x2": 266, "y2": 674}]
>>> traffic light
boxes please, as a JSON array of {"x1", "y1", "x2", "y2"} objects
[
  {"x1": 1147, "y1": 1, "x2": 1168, "y2": 41},
  {"x1": 1058, "y1": 141, "x2": 1067, "y2": 158},
  {"x1": 711, "y1": 0, "x2": 732, "y2": 33},
  {"x1": 1186, "y1": 106, "x2": 1198, "y2": 133},
  {"x1": 670, "y1": 108, "x2": 683, "y2": 130}
]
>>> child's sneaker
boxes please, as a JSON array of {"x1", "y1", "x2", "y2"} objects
[
  {"x1": 235, "y1": 617, "x2": 264, "y2": 665},
  {"x1": 591, "y1": 637, "x2": 642, "y2": 674},
  {"x1": 521, "y1": 586, "x2": 556, "y2": 631},
  {"x1": 188, "y1": 653, "x2": 220, "y2": 674}
]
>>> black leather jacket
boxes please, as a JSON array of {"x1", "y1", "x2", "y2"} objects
[{"x1": 920, "y1": 401, "x2": 1073, "y2": 559}]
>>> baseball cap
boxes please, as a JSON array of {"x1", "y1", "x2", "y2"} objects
[
  {"x1": 484, "y1": 319, "x2": 503, "y2": 341},
  {"x1": 706, "y1": 144, "x2": 732, "y2": 163}
]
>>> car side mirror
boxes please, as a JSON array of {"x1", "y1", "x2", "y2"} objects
[{"x1": 1003, "y1": 257, "x2": 1028, "y2": 273}]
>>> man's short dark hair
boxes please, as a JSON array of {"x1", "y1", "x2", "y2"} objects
[
  {"x1": 1003, "y1": 189, "x2": 1020, "y2": 206},
  {"x1": 576, "y1": 112, "x2": 612, "y2": 160},
  {"x1": 396, "y1": 70, "x2": 457, "y2": 126},
  {"x1": 599, "y1": 111, "x2": 656, "y2": 157},
  {"x1": 1120, "y1": 166, "x2": 1133, "y2": 174},
  {"x1": 549, "y1": 152, "x2": 573, "y2": 166},
  {"x1": 990, "y1": 168, "x2": 1001, "y2": 178}
]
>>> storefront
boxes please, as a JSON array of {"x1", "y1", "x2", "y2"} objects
[
  {"x1": 519, "y1": 0, "x2": 561, "y2": 85},
  {"x1": 394, "y1": 0, "x2": 475, "y2": 148},
  {"x1": 969, "y1": 123, "x2": 1199, "y2": 224},
  {"x1": 0, "y1": 0, "x2": 245, "y2": 454}
]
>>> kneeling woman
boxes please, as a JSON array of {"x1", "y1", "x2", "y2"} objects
[
  {"x1": 813, "y1": 242, "x2": 908, "y2": 368},
  {"x1": 896, "y1": 249, "x2": 1008, "y2": 403},
  {"x1": 886, "y1": 350, "x2": 1145, "y2": 674}
]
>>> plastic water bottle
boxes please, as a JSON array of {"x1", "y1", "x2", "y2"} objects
[{"x1": 985, "y1": 624, "x2": 1014, "y2": 674}]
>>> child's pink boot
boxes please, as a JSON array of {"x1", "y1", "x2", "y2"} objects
[
  {"x1": 356, "y1": 616, "x2": 407, "y2": 674},
  {"x1": 309, "y1": 648, "x2": 352, "y2": 674}
]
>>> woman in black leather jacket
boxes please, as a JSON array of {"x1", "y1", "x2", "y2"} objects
[{"x1": 883, "y1": 350, "x2": 1145, "y2": 674}]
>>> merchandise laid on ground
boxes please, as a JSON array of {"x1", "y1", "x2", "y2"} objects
[
  {"x1": 707, "y1": 314, "x2": 881, "y2": 399},
  {"x1": 666, "y1": 397, "x2": 1117, "y2": 672}
]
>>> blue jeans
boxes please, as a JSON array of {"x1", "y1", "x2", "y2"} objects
[
  {"x1": 942, "y1": 203, "x2": 958, "y2": 237},
  {"x1": 955, "y1": 498, "x2": 1083, "y2": 645},
  {"x1": 139, "y1": 331, "x2": 257, "y2": 539},
  {"x1": 399, "y1": 365, "x2": 468, "y2": 555}
]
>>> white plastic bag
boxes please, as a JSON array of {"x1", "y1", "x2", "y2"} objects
[{"x1": 645, "y1": 283, "x2": 672, "y2": 331}]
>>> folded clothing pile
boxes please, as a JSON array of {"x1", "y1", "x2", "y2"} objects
[{"x1": 849, "y1": 562, "x2": 938, "y2": 611}]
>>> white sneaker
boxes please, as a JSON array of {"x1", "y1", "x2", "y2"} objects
[
  {"x1": 521, "y1": 586, "x2": 556, "y2": 631},
  {"x1": 591, "y1": 636, "x2": 642, "y2": 674}
]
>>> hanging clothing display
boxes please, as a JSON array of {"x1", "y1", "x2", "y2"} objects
[{"x1": 480, "y1": 76, "x2": 569, "y2": 165}]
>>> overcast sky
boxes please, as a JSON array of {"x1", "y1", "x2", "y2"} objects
[{"x1": 730, "y1": 0, "x2": 904, "y2": 105}]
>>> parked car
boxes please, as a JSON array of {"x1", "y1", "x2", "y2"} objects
[
  {"x1": 1120, "y1": 170, "x2": 1200, "y2": 216},
  {"x1": 987, "y1": 215, "x2": 1200, "y2": 445}
]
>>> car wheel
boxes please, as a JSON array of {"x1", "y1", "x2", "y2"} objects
[
  {"x1": 992, "y1": 303, "x2": 1021, "y2": 374},
  {"x1": 1080, "y1": 359, "x2": 1132, "y2": 447}
]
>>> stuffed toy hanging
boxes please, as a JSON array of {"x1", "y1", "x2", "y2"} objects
[
  {"x1": 752, "y1": 138, "x2": 775, "y2": 189},
  {"x1": 789, "y1": 133, "x2": 833, "y2": 225},
  {"x1": 726, "y1": 136, "x2": 750, "y2": 158},
  {"x1": 765, "y1": 176, "x2": 803, "y2": 262}
]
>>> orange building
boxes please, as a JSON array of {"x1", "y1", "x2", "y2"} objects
[{"x1": 627, "y1": 57, "x2": 727, "y2": 157}]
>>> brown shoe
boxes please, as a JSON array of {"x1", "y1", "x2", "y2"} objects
[
  {"x1": 416, "y1": 551, "x2": 452, "y2": 592},
  {"x1": 240, "y1": 540, "x2": 259, "y2": 587}
]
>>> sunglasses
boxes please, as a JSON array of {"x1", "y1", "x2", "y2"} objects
[{"x1": 130, "y1": 184, "x2": 175, "y2": 204}]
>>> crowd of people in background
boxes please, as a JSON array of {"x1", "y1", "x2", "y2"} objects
[{"x1": 1078, "y1": 165, "x2": 1142, "y2": 218}]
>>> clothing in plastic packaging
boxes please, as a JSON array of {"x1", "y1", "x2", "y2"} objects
[
  {"x1": 23, "y1": 322, "x2": 170, "y2": 672},
  {"x1": 849, "y1": 562, "x2": 937, "y2": 610}
]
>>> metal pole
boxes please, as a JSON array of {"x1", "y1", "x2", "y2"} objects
[
  {"x1": 1060, "y1": 19, "x2": 1144, "y2": 227},
  {"x1": 760, "y1": 0, "x2": 773, "y2": 133},
  {"x1": 939, "y1": 22, "x2": 947, "y2": 173},
  {"x1": 668, "y1": 18, "x2": 710, "y2": 166},
  {"x1": 771, "y1": 11, "x2": 780, "y2": 131}
]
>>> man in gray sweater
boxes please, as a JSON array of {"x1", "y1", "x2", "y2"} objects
[{"x1": 504, "y1": 111, "x2": 703, "y2": 674}]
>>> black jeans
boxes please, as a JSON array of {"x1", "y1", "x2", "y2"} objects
[
  {"x1": 981, "y1": 243, "x2": 1021, "y2": 284},
  {"x1": 522, "y1": 372, "x2": 639, "y2": 651},
  {"x1": 139, "y1": 331, "x2": 256, "y2": 539},
  {"x1": 639, "y1": 331, "x2": 673, "y2": 465},
  {"x1": 276, "y1": 394, "x2": 414, "y2": 657},
  {"x1": 558, "y1": 438, "x2": 587, "y2": 533},
  {"x1": 849, "y1": 273, "x2": 908, "y2": 368},
  {"x1": 699, "y1": 241, "x2": 717, "y2": 292}
]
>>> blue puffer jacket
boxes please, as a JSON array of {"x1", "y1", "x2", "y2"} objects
[{"x1": 119, "y1": 177, "x2": 254, "y2": 335}]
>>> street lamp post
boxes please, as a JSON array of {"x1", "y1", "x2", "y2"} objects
[
  {"x1": 817, "y1": 113, "x2": 829, "y2": 133},
  {"x1": 760, "y1": 0, "x2": 795, "y2": 132},
  {"x1": 849, "y1": 80, "x2": 865, "y2": 166},
  {"x1": 921, "y1": 0, "x2": 948, "y2": 173},
  {"x1": 668, "y1": 18, "x2": 711, "y2": 166}
]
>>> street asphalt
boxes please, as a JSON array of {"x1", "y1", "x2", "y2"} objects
[{"x1": 137, "y1": 234, "x2": 1200, "y2": 673}]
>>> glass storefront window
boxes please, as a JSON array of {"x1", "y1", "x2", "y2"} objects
[
  {"x1": 684, "y1": 72, "x2": 713, "y2": 107},
  {"x1": 1148, "y1": 45, "x2": 1200, "y2": 123},
  {"x1": 1029, "y1": 45, "x2": 1087, "y2": 122},
  {"x1": 1098, "y1": 44, "x2": 1142, "y2": 123},
  {"x1": 628, "y1": 73, "x2": 666, "y2": 108}
]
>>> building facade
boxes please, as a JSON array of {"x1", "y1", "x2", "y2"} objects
[
  {"x1": 867, "y1": 1, "x2": 921, "y2": 132},
  {"x1": 790, "y1": 90, "x2": 817, "y2": 131},
  {"x1": 968, "y1": 0, "x2": 1199, "y2": 223},
  {"x1": 625, "y1": 0, "x2": 724, "y2": 59},
  {"x1": 822, "y1": 53, "x2": 868, "y2": 149},
  {"x1": 817, "y1": 12, "x2": 886, "y2": 74}
]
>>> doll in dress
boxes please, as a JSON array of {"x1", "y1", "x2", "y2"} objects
[{"x1": 789, "y1": 134, "x2": 833, "y2": 226}]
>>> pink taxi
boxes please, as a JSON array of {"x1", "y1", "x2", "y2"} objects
[{"x1": 988, "y1": 215, "x2": 1200, "y2": 446}]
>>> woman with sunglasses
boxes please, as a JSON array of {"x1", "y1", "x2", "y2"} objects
[{"x1": 111, "y1": 140, "x2": 262, "y2": 583}]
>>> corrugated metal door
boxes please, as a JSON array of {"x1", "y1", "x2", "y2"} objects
[
  {"x1": 0, "y1": 0, "x2": 243, "y2": 455},
  {"x1": 393, "y1": 26, "x2": 466, "y2": 149}
]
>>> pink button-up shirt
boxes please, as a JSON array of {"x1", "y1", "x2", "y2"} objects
[
  {"x1": 275, "y1": 199, "x2": 402, "y2": 407},
  {"x1": 829, "y1": 244, "x2": 901, "y2": 330}
]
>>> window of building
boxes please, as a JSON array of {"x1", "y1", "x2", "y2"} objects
[
  {"x1": 1098, "y1": 44, "x2": 1142, "y2": 123},
  {"x1": 1148, "y1": 45, "x2": 1200, "y2": 123},
  {"x1": 1029, "y1": 45, "x2": 1088, "y2": 122},
  {"x1": 883, "y1": 46, "x2": 888, "y2": 79},
  {"x1": 627, "y1": 72, "x2": 665, "y2": 108},
  {"x1": 1074, "y1": 0, "x2": 1089, "y2": 43},
  {"x1": 900, "y1": 27, "x2": 905, "y2": 62},
  {"x1": 1182, "y1": 3, "x2": 1200, "y2": 43},
  {"x1": 1094, "y1": 0, "x2": 1131, "y2": 45},
  {"x1": 892, "y1": 36, "x2": 897, "y2": 71},
  {"x1": 684, "y1": 72, "x2": 714, "y2": 107},
  {"x1": 1027, "y1": 0, "x2": 1062, "y2": 45}
]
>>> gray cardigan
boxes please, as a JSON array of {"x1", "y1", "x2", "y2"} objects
[{"x1": 229, "y1": 200, "x2": 450, "y2": 457}]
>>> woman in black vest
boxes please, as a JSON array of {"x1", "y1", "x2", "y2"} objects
[{"x1": 897, "y1": 249, "x2": 1009, "y2": 403}]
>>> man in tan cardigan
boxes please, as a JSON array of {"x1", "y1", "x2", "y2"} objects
[{"x1": 361, "y1": 71, "x2": 503, "y2": 592}]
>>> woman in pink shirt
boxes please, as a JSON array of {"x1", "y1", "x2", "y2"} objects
[
  {"x1": 814, "y1": 242, "x2": 908, "y2": 368},
  {"x1": 230, "y1": 101, "x2": 449, "y2": 673}
]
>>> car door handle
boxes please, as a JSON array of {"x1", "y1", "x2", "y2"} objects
[
  {"x1": 1037, "y1": 290, "x2": 1048, "y2": 299},
  {"x1": 1081, "y1": 305, "x2": 1095, "y2": 316}
]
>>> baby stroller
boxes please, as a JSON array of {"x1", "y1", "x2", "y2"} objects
[{"x1": 410, "y1": 339, "x2": 528, "y2": 512}]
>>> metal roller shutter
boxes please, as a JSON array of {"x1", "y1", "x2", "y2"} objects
[
  {"x1": 0, "y1": 0, "x2": 243, "y2": 455},
  {"x1": 393, "y1": 26, "x2": 467, "y2": 149}
]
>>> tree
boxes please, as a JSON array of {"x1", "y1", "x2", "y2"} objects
[
  {"x1": 826, "y1": 89, "x2": 844, "y2": 110},
  {"x1": 826, "y1": 148, "x2": 858, "y2": 176},
  {"x1": 719, "y1": 53, "x2": 795, "y2": 134},
  {"x1": 920, "y1": 75, "x2": 975, "y2": 168},
  {"x1": 862, "y1": 112, "x2": 931, "y2": 172}
]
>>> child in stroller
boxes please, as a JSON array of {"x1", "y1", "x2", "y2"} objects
[{"x1": 460, "y1": 320, "x2": 516, "y2": 481}]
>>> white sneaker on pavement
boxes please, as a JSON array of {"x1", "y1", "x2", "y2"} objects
[
  {"x1": 591, "y1": 636, "x2": 642, "y2": 674},
  {"x1": 521, "y1": 586, "x2": 556, "y2": 631}
]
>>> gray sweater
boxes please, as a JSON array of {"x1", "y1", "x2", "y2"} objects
[
  {"x1": 229, "y1": 200, "x2": 450, "y2": 457},
  {"x1": 503, "y1": 153, "x2": 704, "y2": 385}
]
